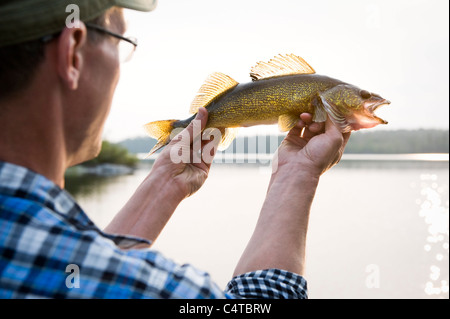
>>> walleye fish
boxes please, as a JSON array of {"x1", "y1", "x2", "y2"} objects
[{"x1": 144, "y1": 54, "x2": 390, "y2": 154}]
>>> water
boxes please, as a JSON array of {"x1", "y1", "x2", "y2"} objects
[{"x1": 65, "y1": 155, "x2": 449, "y2": 299}]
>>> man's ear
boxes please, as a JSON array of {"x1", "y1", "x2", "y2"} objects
[{"x1": 57, "y1": 23, "x2": 87, "y2": 90}]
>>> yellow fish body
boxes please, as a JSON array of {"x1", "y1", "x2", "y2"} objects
[{"x1": 144, "y1": 54, "x2": 390, "y2": 154}]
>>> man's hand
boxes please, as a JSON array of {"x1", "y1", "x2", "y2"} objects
[
  {"x1": 151, "y1": 107, "x2": 218, "y2": 199},
  {"x1": 274, "y1": 113, "x2": 351, "y2": 178},
  {"x1": 105, "y1": 107, "x2": 219, "y2": 244}
]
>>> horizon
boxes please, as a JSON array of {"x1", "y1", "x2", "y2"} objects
[
  {"x1": 115, "y1": 129, "x2": 449, "y2": 157},
  {"x1": 115, "y1": 127, "x2": 450, "y2": 143}
]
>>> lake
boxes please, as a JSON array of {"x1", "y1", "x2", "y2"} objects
[{"x1": 65, "y1": 154, "x2": 449, "y2": 299}]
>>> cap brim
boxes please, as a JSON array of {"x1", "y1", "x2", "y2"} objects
[
  {"x1": 0, "y1": 0, "x2": 158, "y2": 48},
  {"x1": 115, "y1": 0, "x2": 158, "y2": 12}
]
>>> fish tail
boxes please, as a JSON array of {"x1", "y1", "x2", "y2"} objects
[{"x1": 143, "y1": 119, "x2": 178, "y2": 155}]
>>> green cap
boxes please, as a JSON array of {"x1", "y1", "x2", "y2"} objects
[{"x1": 0, "y1": 0, "x2": 157, "y2": 48}]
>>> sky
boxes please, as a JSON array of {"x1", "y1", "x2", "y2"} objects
[{"x1": 103, "y1": 0, "x2": 449, "y2": 142}]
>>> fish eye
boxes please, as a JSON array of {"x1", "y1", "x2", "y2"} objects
[{"x1": 360, "y1": 90, "x2": 372, "y2": 99}]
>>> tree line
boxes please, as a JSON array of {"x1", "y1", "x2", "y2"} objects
[{"x1": 118, "y1": 129, "x2": 449, "y2": 155}]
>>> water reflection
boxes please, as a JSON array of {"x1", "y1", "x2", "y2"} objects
[
  {"x1": 65, "y1": 173, "x2": 123, "y2": 198},
  {"x1": 416, "y1": 173, "x2": 449, "y2": 297},
  {"x1": 338, "y1": 159, "x2": 449, "y2": 170},
  {"x1": 63, "y1": 157, "x2": 449, "y2": 298}
]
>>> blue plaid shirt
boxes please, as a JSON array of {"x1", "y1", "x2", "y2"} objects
[{"x1": 0, "y1": 161, "x2": 307, "y2": 299}]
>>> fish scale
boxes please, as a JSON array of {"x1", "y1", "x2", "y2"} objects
[{"x1": 205, "y1": 75, "x2": 340, "y2": 128}]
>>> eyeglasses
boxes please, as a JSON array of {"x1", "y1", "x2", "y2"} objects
[
  {"x1": 85, "y1": 23, "x2": 138, "y2": 63},
  {"x1": 41, "y1": 23, "x2": 138, "y2": 63}
]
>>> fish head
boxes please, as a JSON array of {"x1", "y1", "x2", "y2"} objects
[{"x1": 320, "y1": 84, "x2": 390, "y2": 132}]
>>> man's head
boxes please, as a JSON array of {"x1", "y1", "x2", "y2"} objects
[
  {"x1": 0, "y1": 6, "x2": 127, "y2": 102},
  {"x1": 0, "y1": 1, "x2": 156, "y2": 172}
]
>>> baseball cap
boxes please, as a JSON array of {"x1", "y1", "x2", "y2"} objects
[{"x1": 0, "y1": 0, "x2": 157, "y2": 48}]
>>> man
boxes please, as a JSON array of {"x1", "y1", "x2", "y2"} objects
[{"x1": 0, "y1": 0, "x2": 350, "y2": 298}]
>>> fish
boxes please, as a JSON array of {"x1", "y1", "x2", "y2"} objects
[{"x1": 144, "y1": 54, "x2": 390, "y2": 154}]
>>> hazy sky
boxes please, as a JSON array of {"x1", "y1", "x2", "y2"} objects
[{"x1": 104, "y1": 0, "x2": 449, "y2": 142}]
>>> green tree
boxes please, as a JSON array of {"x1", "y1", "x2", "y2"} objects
[{"x1": 83, "y1": 141, "x2": 139, "y2": 168}]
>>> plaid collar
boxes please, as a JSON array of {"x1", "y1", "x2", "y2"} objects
[{"x1": 0, "y1": 161, "x2": 151, "y2": 249}]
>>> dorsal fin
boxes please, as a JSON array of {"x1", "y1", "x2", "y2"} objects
[
  {"x1": 190, "y1": 72, "x2": 239, "y2": 114},
  {"x1": 250, "y1": 54, "x2": 315, "y2": 81}
]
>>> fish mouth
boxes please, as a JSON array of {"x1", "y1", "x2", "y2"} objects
[
  {"x1": 364, "y1": 99, "x2": 391, "y2": 124},
  {"x1": 320, "y1": 95, "x2": 391, "y2": 132}
]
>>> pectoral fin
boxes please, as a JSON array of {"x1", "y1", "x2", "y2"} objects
[{"x1": 312, "y1": 95, "x2": 327, "y2": 122}]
